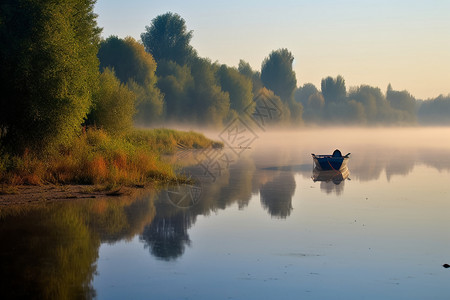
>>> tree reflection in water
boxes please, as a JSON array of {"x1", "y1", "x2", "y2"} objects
[
  {"x1": 0, "y1": 190, "x2": 157, "y2": 299},
  {"x1": 140, "y1": 199, "x2": 195, "y2": 261},
  {"x1": 260, "y1": 172, "x2": 296, "y2": 218},
  {"x1": 0, "y1": 205, "x2": 99, "y2": 299}
]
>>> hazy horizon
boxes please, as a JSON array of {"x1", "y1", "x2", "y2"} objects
[{"x1": 95, "y1": 0, "x2": 450, "y2": 100}]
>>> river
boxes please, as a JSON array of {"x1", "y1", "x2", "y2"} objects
[{"x1": 1, "y1": 128, "x2": 450, "y2": 299}]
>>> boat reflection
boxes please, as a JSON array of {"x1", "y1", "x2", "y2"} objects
[{"x1": 312, "y1": 166, "x2": 350, "y2": 195}]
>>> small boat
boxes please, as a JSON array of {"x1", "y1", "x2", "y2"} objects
[{"x1": 311, "y1": 149, "x2": 350, "y2": 171}]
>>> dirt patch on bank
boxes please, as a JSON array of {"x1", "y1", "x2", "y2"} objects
[{"x1": 0, "y1": 184, "x2": 145, "y2": 206}]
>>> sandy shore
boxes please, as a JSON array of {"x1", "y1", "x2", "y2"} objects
[{"x1": 0, "y1": 184, "x2": 143, "y2": 206}]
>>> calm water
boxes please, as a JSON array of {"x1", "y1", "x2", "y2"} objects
[{"x1": 1, "y1": 128, "x2": 450, "y2": 299}]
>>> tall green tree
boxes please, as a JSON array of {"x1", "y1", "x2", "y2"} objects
[
  {"x1": 0, "y1": 0, "x2": 101, "y2": 153},
  {"x1": 386, "y1": 84, "x2": 416, "y2": 122},
  {"x1": 418, "y1": 95, "x2": 450, "y2": 125},
  {"x1": 238, "y1": 59, "x2": 263, "y2": 94},
  {"x1": 302, "y1": 92, "x2": 324, "y2": 123},
  {"x1": 98, "y1": 36, "x2": 137, "y2": 83},
  {"x1": 348, "y1": 85, "x2": 389, "y2": 123},
  {"x1": 141, "y1": 12, "x2": 195, "y2": 65},
  {"x1": 217, "y1": 65, "x2": 253, "y2": 113},
  {"x1": 97, "y1": 36, "x2": 164, "y2": 124},
  {"x1": 321, "y1": 75, "x2": 347, "y2": 104},
  {"x1": 87, "y1": 68, "x2": 136, "y2": 135},
  {"x1": 260, "y1": 48, "x2": 297, "y2": 102},
  {"x1": 156, "y1": 60, "x2": 194, "y2": 121},
  {"x1": 295, "y1": 83, "x2": 318, "y2": 105},
  {"x1": 189, "y1": 58, "x2": 230, "y2": 126}
]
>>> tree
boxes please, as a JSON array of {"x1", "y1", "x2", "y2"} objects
[
  {"x1": 260, "y1": 48, "x2": 297, "y2": 102},
  {"x1": 0, "y1": 0, "x2": 101, "y2": 153},
  {"x1": 217, "y1": 65, "x2": 253, "y2": 113},
  {"x1": 128, "y1": 79, "x2": 164, "y2": 125},
  {"x1": 98, "y1": 36, "x2": 136, "y2": 83},
  {"x1": 238, "y1": 59, "x2": 263, "y2": 94},
  {"x1": 386, "y1": 84, "x2": 416, "y2": 123},
  {"x1": 348, "y1": 85, "x2": 388, "y2": 123},
  {"x1": 97, "y1": 36, "x2": 164, "y2": 125},
  {"x1": 253, "y1": 88, "x2": 290, "y2": 125},
  {"x1": 303, "y1": 92, "x2": 325, "y2": 123},
  {"x1": 321, "y1": 75, "x2": 347, "y2": 104},
  {"x1": 189, "y1": 58, "x2": 230, "y2": 126},
  {"x1": 295, "y1": 83, "x2": 318, "y2": 105},
  {"x1": 418, "y1": 95, "x2": 450, "y2": 125},
  {"x1": 87, "y1": 68, "x2": 136, "y2": 135},
  {"x1": 156, "y1": 60, "x2": 194, "y2": 121},
  {"x1": 141, "y1": 12, "x2": 195, "y2": 65}
]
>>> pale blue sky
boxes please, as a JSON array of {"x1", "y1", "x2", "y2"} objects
[{"x1": 95, "y1": 0, "x2": 450, "y2": 99}]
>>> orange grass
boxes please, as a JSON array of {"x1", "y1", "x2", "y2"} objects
[{"x1": 0, "y1": 127, "x2": 220, "y2": 187}]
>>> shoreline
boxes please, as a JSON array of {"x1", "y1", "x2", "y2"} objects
[{"x1": 0, "y1": 184, "x2": 151, "y2": 207}]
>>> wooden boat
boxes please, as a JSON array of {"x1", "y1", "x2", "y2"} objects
[{"x1": 311, "y1": 149, "x2": 350, "y2": 171}]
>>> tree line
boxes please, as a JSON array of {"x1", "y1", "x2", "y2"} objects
[{"x1": 1, "y1": 3, "x2": 450, "y2": 154}]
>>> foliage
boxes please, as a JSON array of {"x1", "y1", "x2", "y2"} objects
[
  {"x1": 418, "y1": 95, "x2": 450, "y2": 124},
  {"x1": 0, "y1": 128, "x2": 222, "y2": 186},
  {"x1": 302, "y1": 92, "x2": 324, "y2": 123},
  {"x1": 295, "y1": 83, "x2": 319, "y2": 105},
  {"x1": 126, "y1": 128, "x2": 223, "y2": 154},
  {"x1": 386, "y1": 84, "x2": 416, "y2": 123},
  {"x1": 238, "y1": 59, "x2": 263, "y2": 94},
  {"x1": 321, "y1": 75, "x2": 347, "y2": 104},
  {"x1": 217, "y1": 65, "x2": 253, "y2": 113},
  {"x1": 156, "y1": 60, "x2": 194, "y2": 121},
  {"x1": 87, "y1": 68, "x2": 136, "y2": 135},
  {"x1": 141, "y1": 12, "x2": 195, "y2": 65},
  {"x1": 257, "y1": 88, "x2": 291, "y2": 125},
  {"x1": 97, "y1": 36, "x2": 164, "y2": 125},
  {"x1": 0, "y1": 0, "x2": 101, "y2": 153},
  {"x1": 128, "y1": 79, "x2": 164, "y2": 125},
  {"x1": 348, "y1": 85, "x2": 388, "y2": 123},
  {"x1": 261, "y1": 48, "x2": 297, "y2": 102},
  {"x1": 98, "y1": 36, "x2": 136, "y2": 83},
  {"x1": 188, "y1": 58, "x2": 230, "y2": 126}
]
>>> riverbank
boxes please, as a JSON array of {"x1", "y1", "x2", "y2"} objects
[
  {"x1": 0, "y1": 127, "x2": 222, "y2": 205},
  {"x1": 0, "y1": 184, "x2": 151, "y2": 207}
]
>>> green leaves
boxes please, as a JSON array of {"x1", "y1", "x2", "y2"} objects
[
  {"x1": 261, "y1": 48, "x2": 297, "y2": 103},
  {"x1": 0, "y1": 0, "x2": 100, "y2": 154},
  {"x1": 98, "y1": 36, "x2": 164, "y2": 125},
  {"x1": 88, "y1": 68, "x2": 136, "y2": 135},
  {"x1": 141, "y1": 12, "x2": 195, "y2": 66}
]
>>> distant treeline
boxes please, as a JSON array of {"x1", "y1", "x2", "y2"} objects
[
  {"x1": 1, "y1": 4, "x2": 450, "y2": 153},
  {"x1": 95, "y1": 12, "x2": 450, "y2": 127}
]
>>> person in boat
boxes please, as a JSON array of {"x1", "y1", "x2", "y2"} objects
[{"x1": 332, "y1": 149, "x2": 342, "y2": 157}]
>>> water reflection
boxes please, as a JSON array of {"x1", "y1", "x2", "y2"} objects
[
  {"x1": 312, "y1": 167, "x2": 350, "y2": 195},
  {"x1": 260, "y1": 172, "x2": 296, "y2": 218},
  {"x1": 0, "y1": 205, "x2": 98, "y2": 299},
  {"x1": 0, "y1": 190, "x2": 157, "y2": 299},
  {"x1": 140, "y1": 199, "x2": 195, "y2": 261},
  {"x1": 3, "y1": 130, "x2": 450, "y2": 298}
]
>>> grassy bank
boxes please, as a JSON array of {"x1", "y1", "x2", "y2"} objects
[{"x1": 0, "y1": 128, "x2": 222, "y2": 188}]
